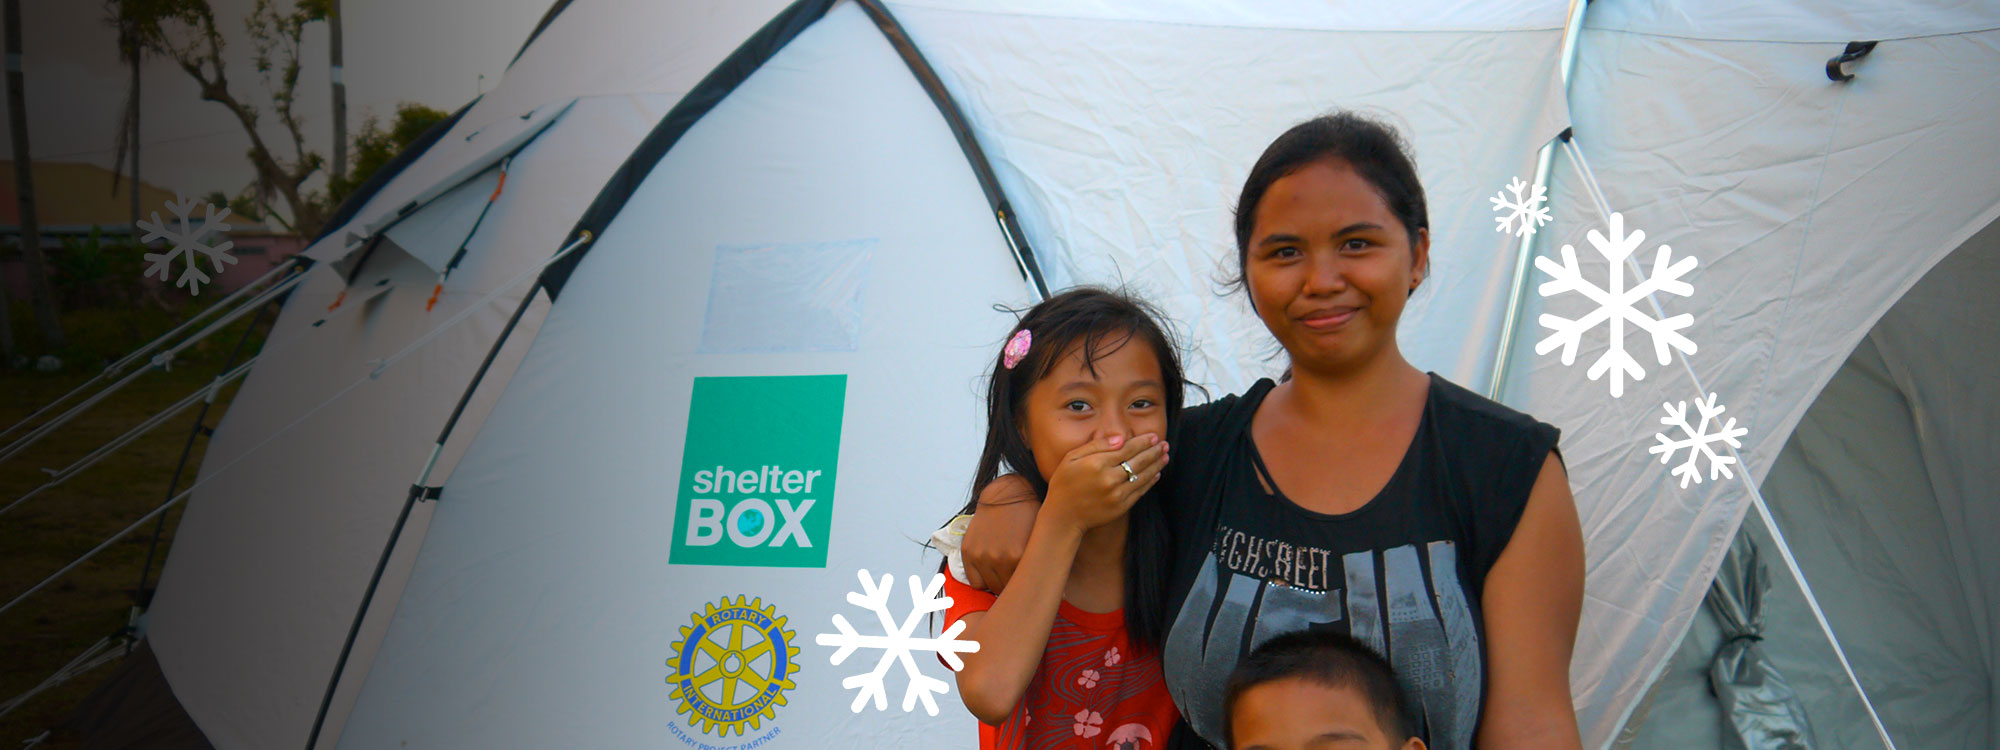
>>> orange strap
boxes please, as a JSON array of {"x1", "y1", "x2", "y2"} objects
[
  {"x1": 425, "y1": 282, "x2": 443, "y2": 312},
  {"x1": 490, "y1": 170, "x2": 507, "y2": 201}
]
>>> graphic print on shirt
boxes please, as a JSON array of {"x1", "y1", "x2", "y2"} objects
[
  {"x1": 940, "y1": 574, "x2": 1178, "y2": 750},
  {"x1": 1163, "y1": 528, "x2": 1482, "y2": 750}
]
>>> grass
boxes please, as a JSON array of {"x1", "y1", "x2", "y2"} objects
[{"x1": 0, "y1": 295, "x2": 270, "y2": 748}]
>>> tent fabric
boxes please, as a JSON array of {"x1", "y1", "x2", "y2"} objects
[
  {"x1": 64, "y1": 640, "x2": 213, "y2": 750},
  {"x1": 334, "y1": 5, "x2": 1037, "y2": 745},
  {"x1": 142, "y1": 93, "x2": 663, "y2": 750},
  {"x1": 887, "y1": 0, "x2": 1567, "y2": 32},
  {"x1": 1622, "y1": 217, "x2": 1999, "y2": 749},
  {"x1": 302, "y1": 98, "x2": 571, "y2": 267},
  {"x1": 309, "y1": 101, "x2": 471, "y2": 245},
  {"x1": 1582, "y1": 0, "x2": 2000, "y2": 42},
  {"x1": 886, "y1": 0, "x2": 1569, "y2": 390},
  {"x1": 97, "y1": 1, "x2": 2000, "y2": 748},
  {"x1": 378, "y1": 166, "x2": 506, "y2": 274},
  {"x1": 1706, "y1": 536, "x2": 1817, "y2": 750},
  {"x1": 1504, "y1": 14, "x2": 2000, "y2": 742}
]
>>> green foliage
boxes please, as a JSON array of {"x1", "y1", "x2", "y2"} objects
[
  {"x1": 323, "y1": 102, "x2": 452, "y2": 208},
  {"x1": 51, "y1": 228, "x2": 149, "y2": 311}
]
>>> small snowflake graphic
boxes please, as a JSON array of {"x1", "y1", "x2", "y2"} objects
[
  {"x1": 1491, "y1": 176, "x2": 1552, "y2": 237},
  {"x1": 136, "y1": 196, "x2": 237, "y2": 295},
  {"x1": 1534, "y1": 211, "x2": 1698, "y2": 398},
  {"x1": 1648, "y1": 392, "x2": 1749, "y2": 488},
  {"x1": 815, "y1": 570, "x2": 980, "y2": 716}
]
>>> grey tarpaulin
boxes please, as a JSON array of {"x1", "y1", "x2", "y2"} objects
[{"x1": 1708, "y1": 536, "x2": 1816, "y2": 750}]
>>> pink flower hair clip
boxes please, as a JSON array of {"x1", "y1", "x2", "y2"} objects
[{"x1": 1002, "y1": 329, "x2": 1033, "y2": 370}]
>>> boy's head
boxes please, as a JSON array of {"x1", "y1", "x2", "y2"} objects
[{"x1": 1223, "y1": 630, "x2": 1424, "y2": 750}]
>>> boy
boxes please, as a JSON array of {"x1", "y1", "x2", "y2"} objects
[{"x1": 1223, "y1": 630, "x2": 1426, "y2": 750}]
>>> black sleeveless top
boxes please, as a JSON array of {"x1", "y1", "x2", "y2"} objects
[{"x1": 1158, "y1": 373, "x2": 1561, "y2": 750}]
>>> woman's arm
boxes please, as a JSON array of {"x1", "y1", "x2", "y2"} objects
[
  {"x1": 959, "y1": 477, "x2": 1040, "y2": 593},
  {"x1": 953, "y1": 434, "x2": 1166, "y2": 723},
  {"x1": 1476, "y1": 450, "x2": 1585, "y2": 750}
]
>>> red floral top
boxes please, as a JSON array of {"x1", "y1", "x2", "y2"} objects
[{"x1": 942, "y1": 575, "x2": 1179, "y2": 750}]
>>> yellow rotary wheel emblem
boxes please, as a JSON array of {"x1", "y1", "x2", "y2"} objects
[{"x1": 667, "y1": 595, "x2": 800, "y2": 736}]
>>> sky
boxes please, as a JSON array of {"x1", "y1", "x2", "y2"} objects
[{"x1": 0, "y1": 0, "x2": 553, "y2": 225}]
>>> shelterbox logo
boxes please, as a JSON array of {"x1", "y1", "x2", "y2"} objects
[{"x1": 671, "y1": 375, "x2": 846, "y2": 568}]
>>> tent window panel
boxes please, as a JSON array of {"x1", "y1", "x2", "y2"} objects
[{"x1": 698, "y1": 239, "x2": 874, "y2": 354}]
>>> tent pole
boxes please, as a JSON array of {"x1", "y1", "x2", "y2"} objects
[
  {"x1": 303, "y1": 230, "x2": 588, "y2": 749},
  {"x1": 1558, "y1": 138, "x2": 1900, "y2": 750},
  {"x1": 853, "y1": 0, "x2": 1048, "y2": 301},
  {"x1": 1487, "y1": 0, "x2": 1589, "y2": 400},
  {"x1": 301, "y1": 285, "x2": 538, "y2": 750}
]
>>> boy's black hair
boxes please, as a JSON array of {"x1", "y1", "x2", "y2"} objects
[
  {"x1": 1223, "y1": 629, "x2": 1416, "y2": 747},
  {"x1": 943, "y1": 286, "x2": 1186, "y2": 650}
]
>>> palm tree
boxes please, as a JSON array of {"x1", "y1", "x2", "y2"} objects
[{"x1": 5, "y1": 0, "x2": 68, "y2": 350}]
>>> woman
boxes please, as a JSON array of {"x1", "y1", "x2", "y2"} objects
[{"x1": 962, "y1": 113, "x2": 1585, "y2": 750}]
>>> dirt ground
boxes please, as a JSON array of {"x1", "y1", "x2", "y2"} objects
[{"x1": 0, "y1": 299, "x2": 266, "y2": 748}]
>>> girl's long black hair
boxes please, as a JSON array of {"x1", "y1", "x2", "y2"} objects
[{"x1": 947, "y1": 287, "x2": 1187, "y2": 651}]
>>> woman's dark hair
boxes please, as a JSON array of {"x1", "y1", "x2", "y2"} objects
[
  {"x1": 1222, "y1": 629, "x2": 1416, "y2": 746},
  {"x1": 1228, "y1": 111, "x2": 1429, "y2": 292},
  {"x1": 946, "y1": 286, "x2": 1186, "y2": 650}
]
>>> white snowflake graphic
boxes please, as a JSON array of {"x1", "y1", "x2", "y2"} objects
[
  {"x1": 1648, "y1": 392, "x2": 1749, "y2": 488},
  {"x1": 815, "y1": 570, "x2": 980, "y2": 716},
  {"x1": 137, "y1": 196, "x2": 237, "y2": 295},
  {"x1": 1491, "y1": 176, "x2": 1552, "y2": 237},
  {"x1": 1534, "y1": 211, "x2": 1698, "y2": 398}
]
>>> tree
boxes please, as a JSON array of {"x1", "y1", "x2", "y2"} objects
[
  {"x1": 323, "y1": 102, "x2": 448, "y2": 208},
  {"x1": 108, "y1": 0, "x2": 333, "y2": 237},
  {"x1": 6, "y1": 0, "x2": 67, "y2": 349}
]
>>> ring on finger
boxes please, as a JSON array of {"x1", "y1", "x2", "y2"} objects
[{"x1": 1120, "y1": 461, "x2": 1138, "y2": 483}]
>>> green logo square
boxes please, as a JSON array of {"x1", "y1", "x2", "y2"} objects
[{"x1": 671, "y1": 375, "x2": 846, "y2": 568}]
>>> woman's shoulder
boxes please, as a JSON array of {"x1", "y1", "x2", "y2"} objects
[
  {"x1": 1426, "y1": 372, "x2": 1559, "y2": 446},
  {"x1": 1175, "y1": 379, "x2": 1275, "y2": 444}
]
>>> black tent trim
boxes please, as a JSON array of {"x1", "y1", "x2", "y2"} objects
[
  {"x1": 311, "y1": 100, "x2": 473, "y2": 244},
  {"x1": 509, "y1": 0, "x2": 578, "y2": 70},
  {"x1": 538, "y1": 0, "x2": 1048, "y2": 299},
  {"x1": 307, "y1": 4, "x2": 1051, "y2": 745}
]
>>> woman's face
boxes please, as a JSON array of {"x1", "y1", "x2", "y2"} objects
[
  {"x1": 1019, "y1": 336, "x2": 1168, "y2": 482},
  {"x1": 1244, "y1": 158, "x2": 1429, "y2": 375}
]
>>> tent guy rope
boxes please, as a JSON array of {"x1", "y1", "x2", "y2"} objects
[
  {"x1": 0, "y1": 232, "x2": 592, "y2": 621},
  {"x1": 1558, "y1": 133, "x2": 1900, "y2": 750}
]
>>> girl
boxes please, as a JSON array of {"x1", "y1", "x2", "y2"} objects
[
  {"x1": 937, "y1": 287, "x2": 1184, "y2": 749},
  {"x1": 962, "y1": 113, "x2": 1586, "y2": 750}
]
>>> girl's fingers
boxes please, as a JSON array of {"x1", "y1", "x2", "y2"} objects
[
  {"x1": 1112, "y1": 454, "x2": 1167, "y2": 506},
  {"x1": 1107, "y1": 433, "x2": 1163, "y2": 463},
  {"x1": 1063, "y1": 432, "x2": 1140, "y2": 465},
  {"x1": 1121, "y1": 441, "x2": 1169, "y2": 476}
]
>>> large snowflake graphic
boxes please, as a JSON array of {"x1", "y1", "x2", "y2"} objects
[
  {"x1": 137, "y1": 196, "x2": 237, "y2": 295},
  {"x1": 815, "y1": 570, "x2": 980, "y2": 716},
  {"x1": 1648, "y1": 392, "x2": 1749, "y2": 488},
  {"x1": 1534, "y1": 211, "x2": 1698, "y2": 398},
  {"x1": 1491, "y1": 176, "x2": 1552, "y2": 237}
]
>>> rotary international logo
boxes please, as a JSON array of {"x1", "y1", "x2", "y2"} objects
[{"x1": 667, "y1": 595, "x2": 800, "y2": 737}]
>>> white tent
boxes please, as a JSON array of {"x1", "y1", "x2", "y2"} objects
[
  {"x1": 1509, "y1": 3, "x2": 2000, "y2": 746},
  {"x1": 46, "y1": 0, "x2": 1994, "y2": 748},
  {"x1": 129, "y1": 3, "x2": 791, "y2": 748},
  {"x1": 1620, "y1": 214, "x2": 2000, "y2": 748}
]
